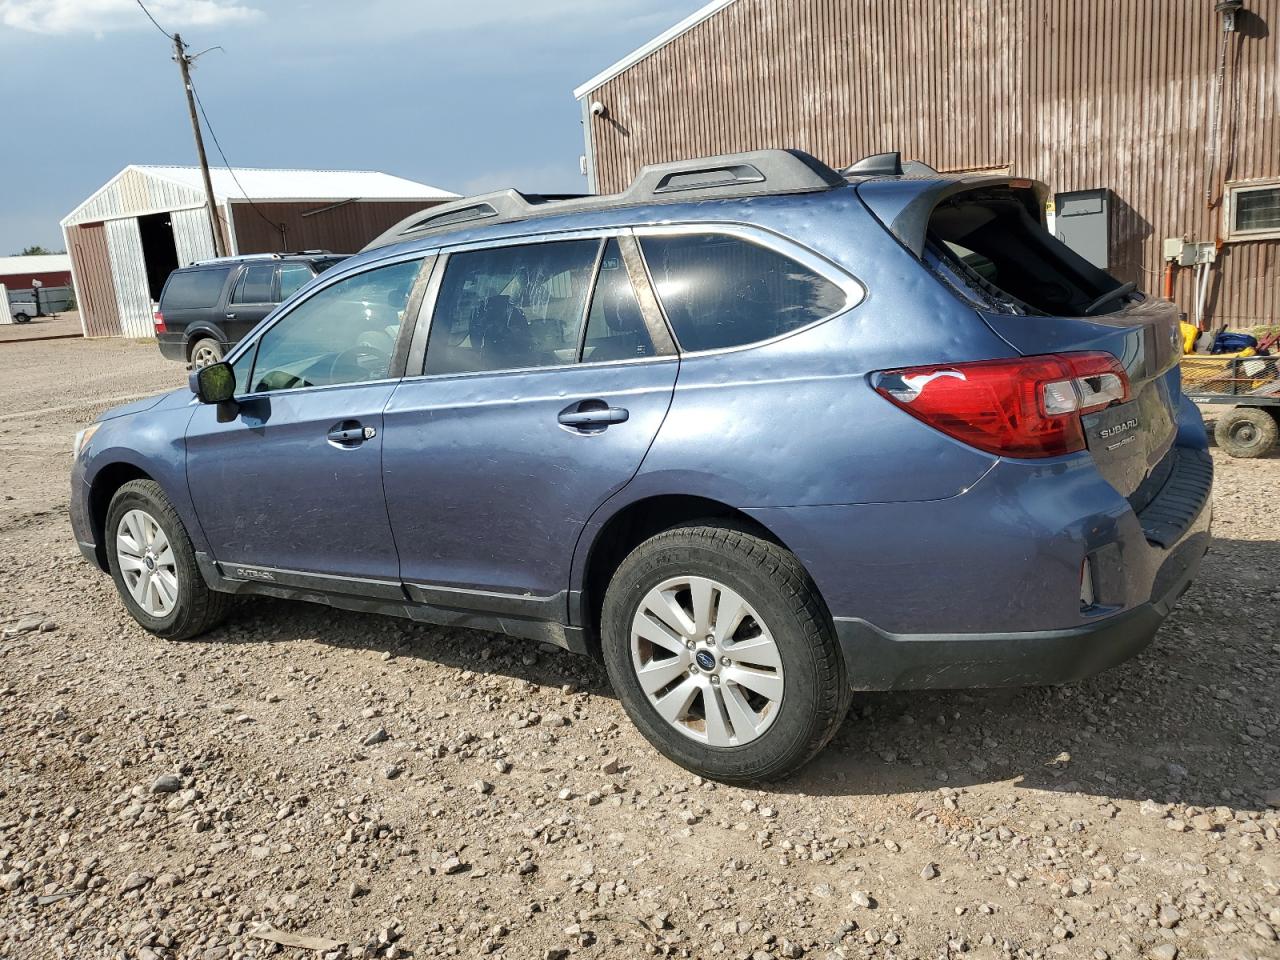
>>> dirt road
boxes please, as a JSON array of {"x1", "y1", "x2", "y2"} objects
[{"x1": 1, "y1": 338, "x2": 1277, "y2": 960}]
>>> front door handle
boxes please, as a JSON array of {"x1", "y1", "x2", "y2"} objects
[
  {"x1": 327, "y1": 421, "x2": 375, "y2": 447},
  {"x1": 558, "y1": 400, "x2": 629, "y2": 432},
  {"x1": 225, "y1": 312, "x2": 237, "y2": 320}
]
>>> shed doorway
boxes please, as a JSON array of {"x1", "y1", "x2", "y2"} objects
[{"x1": 138, "y1": 212, "x2": 180, "y2": 302}]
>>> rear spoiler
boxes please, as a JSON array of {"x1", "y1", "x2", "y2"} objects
[{"x1": 854, "y1": 175, "x2": 1051, "y2": 257}]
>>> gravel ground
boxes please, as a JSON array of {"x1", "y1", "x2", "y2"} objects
[
  {"x1": 1, "y1": 339, "x2": 1278, "y2": 960},
  {"x1": 0, "y1": 312, "x2": 83, "y2": 344}
]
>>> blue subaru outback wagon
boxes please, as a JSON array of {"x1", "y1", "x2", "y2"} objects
[{"x1": 70, "y1": 150, "x2": 1212, "y2": 781}]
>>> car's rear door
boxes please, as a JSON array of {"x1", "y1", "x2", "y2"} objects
[
  {"x1": 223, "y1": 261, "x2": 277, "y2": 345},
  {"x1": 381, "y1": 232, "x2": 678, "y2": 615},
  {"x1": 184, "y1": 254, "x2": 431, "y2": 586}
]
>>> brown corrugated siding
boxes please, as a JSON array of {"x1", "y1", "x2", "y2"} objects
[
  {"x1": 68, "y1": 222, "x2": 121, "y2": 338},
  {"x1": 585, "y1": 0, "x2": 1280, "y2": 328},
  {"x1": 229, "y1": 200, "x2": 446, "y2": 255}
]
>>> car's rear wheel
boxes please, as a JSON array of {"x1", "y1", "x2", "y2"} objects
[
  {"x1": 601, "y1": 524, "x2": 850, "y2": 782},
  {"x1": 106, "y1": 479, "x2": 230, "y2": 640},
  {"x1": 190, "y1": 337, "x2": 223, "y2": 368},
  {"x1": 1214, "y1": 406, "x2": 1277, "y2": 458}
]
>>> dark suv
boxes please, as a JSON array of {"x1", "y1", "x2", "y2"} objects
[
  {"x1": 71, "y1": 150, "x2": 1211, "y2": 782},
  {"x1": 155, "y1": 253, "x2": 347, "y2": 367}
]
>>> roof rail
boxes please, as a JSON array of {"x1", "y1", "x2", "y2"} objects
[{"x1": 363, "y1": 149, "x2": 845, "y2": 251}]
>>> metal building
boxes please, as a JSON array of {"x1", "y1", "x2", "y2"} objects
[
  {"x1": 61, "y1": 166, "x2": 456, "y2": 338},
  {"x1": 574, "y1": 0, "x2": 1280, "y2": 330}
]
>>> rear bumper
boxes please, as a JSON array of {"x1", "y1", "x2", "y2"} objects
[
  {"x1": 747, "y1": 431, "x2": 1212, "y2": 691},
  {"x1": 157, "y1": 333, "x2": 186, "y2": 361},
  {"x1": 833, "y1": 521, "x2": 1207, "y2": 689}
]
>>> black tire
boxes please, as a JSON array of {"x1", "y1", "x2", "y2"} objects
[
  {"x1": 1214, "y1": 406, "x2": 1278, "y2": 458},
  {"x1": 105, "y1": 479, "x2": 230, "y2": 640},
  {"x1": 600, "y1": 524, "x2": 850, "y2": 783},
  {"x1": 13, "y1": 312, "x2": 30, "y2": 324},
  {"x1": 189, "y1": 337, "x2": 223, "y2": 368}
]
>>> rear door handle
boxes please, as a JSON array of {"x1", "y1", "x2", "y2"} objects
[
  {"x1": 225, "y1": 312, "x2": 237, "y2": 320},
  {"x1": 327, "y1": 421, "x2": 375, "y2": 447},
  {"x1": 558, "y1": 401, "x2": 629, "y2": 431}
]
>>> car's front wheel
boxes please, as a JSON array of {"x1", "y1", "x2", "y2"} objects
[
  {"x1": 105, "y1": 479, "x2": 230, "y2": 640},
  {"x1": 601, "y1": 524, "x2": 850, "y2": 782}
]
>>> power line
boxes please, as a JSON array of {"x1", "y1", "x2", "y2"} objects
[
  {"x1": 134, "y1": 0, "x2": 173, "y2": 40},
  {"x1": 186, "y1": 75, "x2": 287, "y2": 242}
]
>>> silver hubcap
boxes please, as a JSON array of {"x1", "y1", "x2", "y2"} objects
[
  {"x1": 193, "y1": 346, "x2": 220, "y2": 368},
  {"x1": 116, "y1": 509, "x2": 179, "y2": 617},
  {"x1": 630, "y1": 575, "x2": 784, "y2": 747}
]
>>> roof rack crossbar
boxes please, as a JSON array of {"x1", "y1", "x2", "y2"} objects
[{"x1": 362, "y1": 149, "x2": 846, "y2": 251}]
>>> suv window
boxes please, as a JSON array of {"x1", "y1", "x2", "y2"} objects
[
  {"x1": 639, "y1": 234, "x2": 846, "y2": 351},
  {"x1": 231, "y1": 263, "x2": 276, "y2": 304},
  {"x1": 581, "y1": 238, "x2": 656, "y2": 363},
  {"x1": 161, "y1": 267, "x2": 230, "y2": 310},
  {"x1": 424, "y1": 240, "x2": 599, "y2": 376},
  {"x1": 238, "y1": 258, "x2": 421, "y2": 394},
  {"x1": 277, "y1": 263, "x2": 314, "y2": 300}
]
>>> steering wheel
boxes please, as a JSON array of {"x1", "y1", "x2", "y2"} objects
[{"x1": 327, "y1": 344, "x2": 390, "y2": 383}]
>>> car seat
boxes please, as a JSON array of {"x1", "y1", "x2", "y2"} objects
[{"x1": 589, "y1": 285, "x2": 651, "y2": 361}]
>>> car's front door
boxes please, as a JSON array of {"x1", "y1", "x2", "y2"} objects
[
  {"x1": 382, "y1": 234, "x2": 679, "y2": 614},
  {"x1": 185, "y1": 255, "x2": 430, "y2": 587}
]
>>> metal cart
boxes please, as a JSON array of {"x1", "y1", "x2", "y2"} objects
[{"x1": 1182, "y1": 354, "x2": 1280, "y2": 458}]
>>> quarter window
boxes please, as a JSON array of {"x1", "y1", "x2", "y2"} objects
[
  {"x1": 241, "y1": 258, "x2": 421, "y2": 394},
  {"x1": 581, "y1": 238, "x2": 656, "y2": 363},
  {"x1": 424, "y1": 240, "x2": 600, "y2": 376},
  {"x1": 161, "y1": 268, "x2": 229, "y2": 309},
  {"x1": 639, "y1": 234, "x2": 846, "y2": 351},
  {"x1": 232, "y1": 263, "x2": 275, "y2": 304}
]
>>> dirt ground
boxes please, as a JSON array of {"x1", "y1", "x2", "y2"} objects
[
  {"x1": 0, "y1": 311, "x2": 83, "y2": 344},
  {"x1": 1, "y1": 338, "x2": 1278, "y2": 960}
]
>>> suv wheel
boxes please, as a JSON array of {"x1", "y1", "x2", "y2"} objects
[
  {"x1": 190, "y1": 338, "x2": 223, "y2": 368},
  {"x1": 601, "y1": 524, "x2": 850, "y2": 782},
  {"x1": 106, "y1": 479, "x2": 230, "y2": 640}
]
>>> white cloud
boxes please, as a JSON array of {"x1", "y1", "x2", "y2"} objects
[
  {"x1": 0, "y1": 0, "x2": 262, "y2": 35},
  {"x1": 283, "y1": 0, "x2": 688, "y2": 42},
  {"x1": 458, "y1": 160, "x2": 586, "y2": 197}
]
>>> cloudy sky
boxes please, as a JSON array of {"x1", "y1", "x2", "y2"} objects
[{"x1": 0, "y1": 0, "x2": 700, "y2": 253}]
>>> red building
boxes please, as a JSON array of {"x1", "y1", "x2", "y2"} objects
[{"x1": 0, "y1": 254, "x2": 73, "y2": 290}]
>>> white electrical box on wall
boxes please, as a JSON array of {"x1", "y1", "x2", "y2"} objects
[{"x1": 1178, "y1": 241, "x2": 1217, "y2": 267}]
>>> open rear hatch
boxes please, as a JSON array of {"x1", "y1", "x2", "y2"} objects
[{"x1": 859, "y1": 176, "x2": 1183, "y2": 504}]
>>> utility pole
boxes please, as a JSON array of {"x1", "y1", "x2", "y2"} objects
[{"x1": 173, "y1": 33, "x2": 226, "y2": 257}]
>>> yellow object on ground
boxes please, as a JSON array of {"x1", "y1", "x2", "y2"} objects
[{"x1": 1180, "y1": 321, "x2": 1199, "y2": 354}]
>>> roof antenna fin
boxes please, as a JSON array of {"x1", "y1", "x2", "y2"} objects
[{"x1": 842, "y1": 151, "x2": 903, "y2": 177}]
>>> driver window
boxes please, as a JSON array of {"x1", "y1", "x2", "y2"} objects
[{"x1": 245, "y1": 258, "x2": 421, "y2": 394}]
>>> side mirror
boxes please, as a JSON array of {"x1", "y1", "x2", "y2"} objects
[{"x1": 190, "y1": 361, "x2": 237, "y2": 404}]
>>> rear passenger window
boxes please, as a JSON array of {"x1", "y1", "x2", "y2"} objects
[
  {"x1": 639, "y1": 234, "x2": 846, "y2": 351},
  {"x1": 581, "y1": 238, "x2": 655, "y2": 363},
  {"x1": 232, "y1": 263, "x2": 275, "y2": 304},
  {"x1": 424, "y1": 240, "x2": 599, "y2": 376},
  {"x1": 161, "y1": 268, "x2": 230, "y2": 309},
  {"x1": 277, "y1": 263, "x2": 314, "y2": 300}
]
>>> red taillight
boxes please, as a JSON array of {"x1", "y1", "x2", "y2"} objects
[
  {"x1": 153, "y1": 309, "x2": 166, "y2": 333},
  {"x1": 873, "y1": 352, "x2": 1130, "y2": 458}
]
